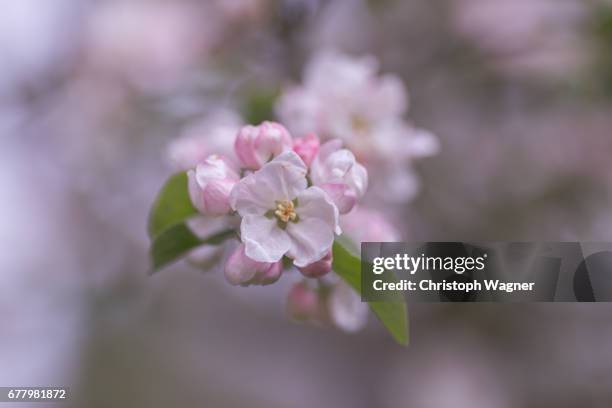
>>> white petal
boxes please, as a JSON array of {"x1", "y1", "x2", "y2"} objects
[
  {"x1": 229, "y1": 172, "x2": 273, "y2": 215},
  {"x1": 318, "y1": 139, "x2": 344, "y2": 161},
  {"x1": 328, "y1": 149, "x2": 357, "y2": 179},
  {"x1": 310, "y1": 139, "x2": 342, "y2": 185},
  {"x1": 187, "y1": 169, "x2": 205, "y2": 213},
  {"x1": 311, "y1": 141, "x2": 367, "y2": 201},
  {"x1": 329, "y1": 281, "x2": 369, "y2": 332},
  {"x1": 347, "y1": 161, "x2": 368, "y2": 198},
  {"x1": 296, "y1": 186, "x2": 341, "y2": 234},
  {"x1": 230, "y1": 152, "x2": 308, "y2": 215},
  {"x1": 194, "y1": 155, "x2": 238, "y2": 187},
  {"x1": 241, "y1": 215, "x2": 291, "y2": 263},
  {"x1": 285, "y1": 187, "x2": 339, "y2": 267},
  {"x1": 271, "y1": 150, "x2": 308, "y2": 172},
  {"x1": 286, "y1": 218, "x2": 335, "y2": 267},
  {"x1": 320, "y1": 183, "x2": 356, "y2": 215}
]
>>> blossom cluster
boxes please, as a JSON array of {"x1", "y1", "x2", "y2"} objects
[
  {"x1": 166, "y1": 50, "x2": 426, "y2": 332},
  {"x1": 276, "y1": 50, "x2": 439, "y2": 201},
  {"x1": 186, "y1": 121, "x2": 373, "y2": 330},
  {"x1": 170, "y1": 50, "x2": 439, "y2": 203}
]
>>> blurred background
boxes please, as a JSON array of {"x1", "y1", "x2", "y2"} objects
[{"x1": 2, "y1": 0, "x2": 612, "y2": 406}]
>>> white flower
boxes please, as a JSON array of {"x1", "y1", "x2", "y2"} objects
[
  {"x1": 276, "y1": 49, "x2": 439, "y2": 201},
  {"x1": 310, "y1": 139, "x2": 368, "y2": 214},
  {"x1": 230, "y1": 151, "x2": 341, "y2": 267}
]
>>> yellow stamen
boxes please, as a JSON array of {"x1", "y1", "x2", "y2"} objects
[
  {"x1": 351, "y1": 114, "x2": 370, "y2": 134},
  {"x1": 274, "y1": 200, "x2": 297, "y2": 223}
]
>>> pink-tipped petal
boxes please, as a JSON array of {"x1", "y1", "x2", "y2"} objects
[
  {"x1": 234, "y1": 121, "x2": 293, "y2": 169},
  {"x1": 224, "y1": 244, "x2": 283, "y2": 286},
  {"x1": 298, "y1": 250, "x2": 332, "y2": 278},
  {"x1": 293, "y1": 133, "x2": 320, "y2": 167}
]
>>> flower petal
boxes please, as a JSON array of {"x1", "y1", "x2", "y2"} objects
[
  {"x1": 347, "y1": 161, "x2": 368, "y2": 197},
  {"x1": 241, "y1": 215, "x2": 291, "y2": 263},
  {"x1": 187, "y1": 169, "x2": 206, "y2": 213},
  {"x1": 319, "y1": 183, "x2": 357, "y2": 214},
  {"x1": 286, "y1": 187, "x2": 339, "y2": 267},
  {"x1": 224, "y1": 243, "x2": 283, "y2": 286},
  {"x1": 296, "y1": 186, "x2": 341, "y2": 234},
  {"x1": 329, "y1": 281, "x2": 369, "y2": 332},
  {"x1": 230, "y1": 151, "x2": 308, "y2": 216},
  {"x1": 286, "y1": 218, "x2": 335, "y2": 267},
  {"x1": 310, "y1": 140, "x2": 368, "y2": 203}
]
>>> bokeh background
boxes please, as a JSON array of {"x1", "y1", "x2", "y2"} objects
[{"x1": 2, "y1": 0, "x2": 612, "y2": 406}]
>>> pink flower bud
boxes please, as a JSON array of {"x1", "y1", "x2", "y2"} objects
[
  {"x1": 188, "y1": 155, "x2": 239, "y2": 216},
  {"x1": 234, "y1": 121, "x2": 293, "y2": 169},
  {"x1": 286, "y1": 281, "x2": 322, "y2": 321},
  {"x1": 224, "y1": 244, "x2": 283, "y2": 286},
  {"x1": 298, "y1": 250, "x2": 332, "y2": 278},
  {"x1": 292, "y1": 133, "x2": 320, "y2": 167},
  {"x1": 310, "y1": 140, "x2": 368, "y2": 214}
]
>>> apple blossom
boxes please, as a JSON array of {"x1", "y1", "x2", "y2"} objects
[
  {"x1": 286, "y1": 279, "x2": 368, "y2": 332},
  {"x1": 276, "y1": 49, "x2": 439, "y2": 201},
  {"x1": 292, "y1": 133, "x2": 320, "y2": 167},
  {"x1": 230, "y1": 151, "x2": 341, "y2": 267},
  {"x1": 310, "y1": 140, "x2": 368, "y2": 214},
  {"x1": 298, "y1": 250, "x2": 332, "y2": 278},
  {"x1": 158, "y1": 112, "x2": 383, "y2": 335},
  {"x1": 276, "y1": 50, "x2": 408, "y2": 142},
  {"x1": 234, "y1": 121, "x2": 293, "y2": 170},
  {"x1": 224, "y1": 244, "x2": 282, "y2": 286},
  {"x1": 188, "y1": 155, "x2": 240, "y2": 216}
]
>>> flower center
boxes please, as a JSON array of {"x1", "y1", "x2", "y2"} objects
[
  {"x1": 274, "y1": 200, "x2": 297, "y2": 223},
  {"x1": 351, "y1": 114, "x2": 370, "y2": 134}
]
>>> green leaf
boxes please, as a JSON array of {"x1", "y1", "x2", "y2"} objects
[
  {"x1": 241, "y1": 88, "x2": 280, "y2": 124},
  {"x1": 150, "y1": 224, "x2": 235, "y2": 272},
  {"x1": 332, "y1": 239, "x2": 361, "y2": 290},
  {"x1": 332, "y1": 240, "x2": 409, "y2": 345},
  {"x1": 147, "y1": 172, "x2": 198, "y2": 238},
  {"x1": 147, "y1": 172, "x2": 235, "y2": 272}
]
